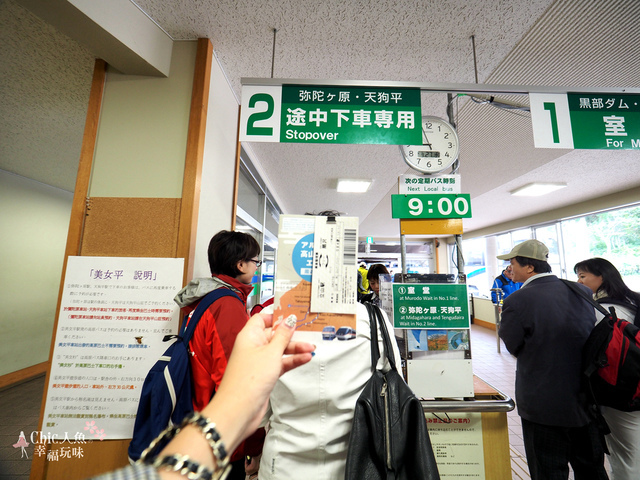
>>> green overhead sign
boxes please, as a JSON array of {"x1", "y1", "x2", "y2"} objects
[
  {"x1": 240, "y1": 84, "x2": 422, "y2": 145},
  {"x1": 531, "y1": 92, "x2": 640, "y2": 149},
  {"x1": 391, "y1": 194, "x2": 472, "y2": 219}
]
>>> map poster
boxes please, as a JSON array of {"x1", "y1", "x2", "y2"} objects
[
  {"x1": 42, "y1": 256, "x2": 184, "y2": 440},
  {"x1": 273, "y1": 215, "x2": 357, "y2": 341}
]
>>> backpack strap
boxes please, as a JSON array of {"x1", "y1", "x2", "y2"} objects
[
  {"x1": 181, "y1": 288, "x2": 242, "y2": 344},
  {"x1": 560, "y1": 279, "x2": 615, "y2": 318},
  {"x1": 596, "y1": 297, "x2": 640, "y2": 326}
]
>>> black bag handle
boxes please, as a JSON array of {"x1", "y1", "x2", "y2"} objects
[
  {"x1": 560, "y1": 279, "x2": 617, "y2": 319},
  {"x1": 365, "y1": 302, "x2": 397, "y2": 372},
  {"x1": 364, "y1": 302, "x2": 381, "y2": 371}
]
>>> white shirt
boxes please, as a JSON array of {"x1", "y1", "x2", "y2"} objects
[{"x1": 259, "y1": 302, "x2": 401, "y2": 480}]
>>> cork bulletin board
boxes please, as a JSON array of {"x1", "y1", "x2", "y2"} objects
[{"x1": 81, "y1": 197, "x2": 181, "y2": 258}]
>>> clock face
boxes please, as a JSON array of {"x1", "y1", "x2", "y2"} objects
[{"x1": 401, "y1": 116, "x2": 460, "y2": 173}]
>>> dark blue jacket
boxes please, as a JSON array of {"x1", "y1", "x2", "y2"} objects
[{"x1": 499, "y1": 275, "x2": 596, "y2": 427}]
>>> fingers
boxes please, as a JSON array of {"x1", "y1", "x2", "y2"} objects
[
  {"x1": 283, "y1": 341, "x2": 316, "y2": 355},
  {"x1": 246, "y1": 311, "x2": 273, "y2": 329},
  {"x1": 268, "y1": 314, "x2": 298, "y2": 352},
  {"x1": 281, "y1": 352, "x2": 314, "y2": 373}
]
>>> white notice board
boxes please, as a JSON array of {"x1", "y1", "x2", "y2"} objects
[{"x1": 42, "y1": 256, "x2": 184, "y2": 440}]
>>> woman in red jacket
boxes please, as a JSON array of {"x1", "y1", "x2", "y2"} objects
[{"x1": 174, "y1": 230, "x2": 262, "y2": 479}]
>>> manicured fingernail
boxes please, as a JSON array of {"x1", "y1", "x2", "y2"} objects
[{"x1": 284, "y1": 315, "x2": 297, "y2": 329}]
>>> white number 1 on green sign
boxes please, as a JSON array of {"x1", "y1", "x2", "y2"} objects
[{"x1": 543, "y1": 102, "x2": 560, "y2": 143}]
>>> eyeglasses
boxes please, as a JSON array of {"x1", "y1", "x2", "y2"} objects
[{"x1": 249, "y1": 259, "x2": 262, "y2": 268}]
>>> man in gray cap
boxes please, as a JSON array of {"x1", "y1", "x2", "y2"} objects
[{"x1": 497, "y1": 240, "x2": 608, "y2": 480}]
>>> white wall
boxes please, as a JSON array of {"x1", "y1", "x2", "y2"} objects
[
  {"x1": 90, "y1": 41, "x2": 196, "y2": 198},
  {"x1": 192, "y1": 55, "x2": 241, "y2": 279},
  {"x1": 0, "y1": 170, "x2": 72, "y2": 376}
]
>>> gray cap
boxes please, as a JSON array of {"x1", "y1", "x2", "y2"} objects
[{"x1": 497, "y1": 239, "x2": 549, "y2": 261}]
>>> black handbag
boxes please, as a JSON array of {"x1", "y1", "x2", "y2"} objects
[{"x1": 345, "y1": 302, "x2": 440, "y2": 480}]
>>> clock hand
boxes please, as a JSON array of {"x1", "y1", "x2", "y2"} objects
[{"x1": 422, "y1": 126, "x2": 433, "y2": 149}]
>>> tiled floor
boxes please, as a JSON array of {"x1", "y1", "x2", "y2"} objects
[
  {"x1": 0, "y1": 325, "x2": 610, "y2": 479},
  {"x1": 469, "y1": 324, "x2": 530, "y2": 478},
  {"x1": 0, "y1": 375, "x2": 45, "y2": 480}
]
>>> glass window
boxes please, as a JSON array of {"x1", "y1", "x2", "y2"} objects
[
  {"x1": 462, "y1": 238, "x2": 490, "y2": 298},
  {"x1": 534, "y1": 224, "x2": 562, "y2": 276},
  {"x1": 236, "y1": 151, "x2": 283, "y2": 308},
  {"x1": 511, "y1": 228, "x2": 532, "y2": 245},
  {"x1": 561, "y1": 205, "x2": 640, "y2": 290}
]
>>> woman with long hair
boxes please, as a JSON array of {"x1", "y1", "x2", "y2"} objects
[{"x1": 574, "y1": 257, "x2": 640, "y2": 479}]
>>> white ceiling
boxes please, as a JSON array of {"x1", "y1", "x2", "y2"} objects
[{"x1": 2, "y1": 0, "x2": 640, "y2": 241}]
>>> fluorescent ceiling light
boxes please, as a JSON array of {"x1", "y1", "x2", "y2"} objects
[
  {"x1": 337, "y1": 179, "x2": 371, "y2": 193},
  {"x1": 510, "y1": 182, "x2": 567, "y2": 196}
]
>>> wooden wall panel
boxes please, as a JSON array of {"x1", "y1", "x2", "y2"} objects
[{"x1": 81, "y1": 197, "x2": 181, "y2": 257}]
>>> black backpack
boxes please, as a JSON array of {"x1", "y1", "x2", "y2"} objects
[
  {"x1": 128, "y1": 288, "x2": 241, "y2": 462},
  {"x1": 562, "y1": 280, "x2": 640, "y2": 412}
]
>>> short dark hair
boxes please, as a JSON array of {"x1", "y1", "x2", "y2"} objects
[
  {"x1": 367, "y1": 264, "x2": 389, "y2": 281},
  {"x1": 513, "y1": 256, "x2": 552, "y2": 274},
  {"x1": 208, "y1": 230, "x2": 260, "y2": 277},
  {"x1": 574, "y1": 257, "x2": 640, "y2": 305}
]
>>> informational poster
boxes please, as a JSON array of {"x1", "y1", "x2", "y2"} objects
[
  {"x1": 42, "y1": 256, "x2": 184, "y2": 440},
  {"x1": 426, "y1": 412, "x2": 486, "y2": 479},
  {"x1": 273, "y1": 215, "x2": 357, "y2": 342}
]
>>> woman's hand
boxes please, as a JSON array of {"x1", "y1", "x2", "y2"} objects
[
  {"x1": 202, "y1": 312, "x2": 314, "y2": 452},
  {"x1": 158, "y1": 312, "x2": 314, "y2": 478}
]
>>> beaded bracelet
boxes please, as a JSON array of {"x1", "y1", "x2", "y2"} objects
[{"x1": 139, "y1": 412, "x2": 231, "y2": 480}]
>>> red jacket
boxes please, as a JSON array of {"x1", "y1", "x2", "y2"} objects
[{"x1": 183, "y1": 275, "x2": 264, "y2": 459}]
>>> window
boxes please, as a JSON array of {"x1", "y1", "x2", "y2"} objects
[
  {"x1": 465, "y1": 203, "x2": 640, "y2": 293},
  {"x1": 236, "y1": 148, "x2": 282, "y2": 306},
  {"x1": 561, "y1": 205, "x2": 640, "y2": 290}
]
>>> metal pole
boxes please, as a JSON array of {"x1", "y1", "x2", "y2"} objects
[
  {"x1": 401, "y1": 234, "x2": 407, "y2": 280},
  {"x1": 490, "y1": 288, "x2": 504, "y2": 353}
]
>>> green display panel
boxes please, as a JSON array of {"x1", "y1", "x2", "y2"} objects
[
  {"x1": 392, "y1": 284, "x2": 470, "y2": 329},
  {"x1": 391, "y1": 194, "x2": 472, "y2": 219}
]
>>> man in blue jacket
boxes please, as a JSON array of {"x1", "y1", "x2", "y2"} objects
[
  {"x1": 491, "y1": 265, "x2": 522, "y2": 303},
  {"x1": 497, "y1": 240, "x2": 608, "y2": 480}
]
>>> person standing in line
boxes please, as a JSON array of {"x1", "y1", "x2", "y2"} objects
[
  {"x1": 574, "y1": 257, "x2": 640, "y2": 480},
  {"x1": 491, "y1": 265, "x2": 522, "y2": 303},
  {"x1": 497, "y1": 240, "x2": 609, "y2": 480},
  {"x1": 359, "y1": 263, "x2": 389, "y2": 307},
  {"x1": 357, "y1": 262, "x2": 370, "y2": 300},
  {"x1": 173, "y1": 230, "x2": 263, "y2": 480}
]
